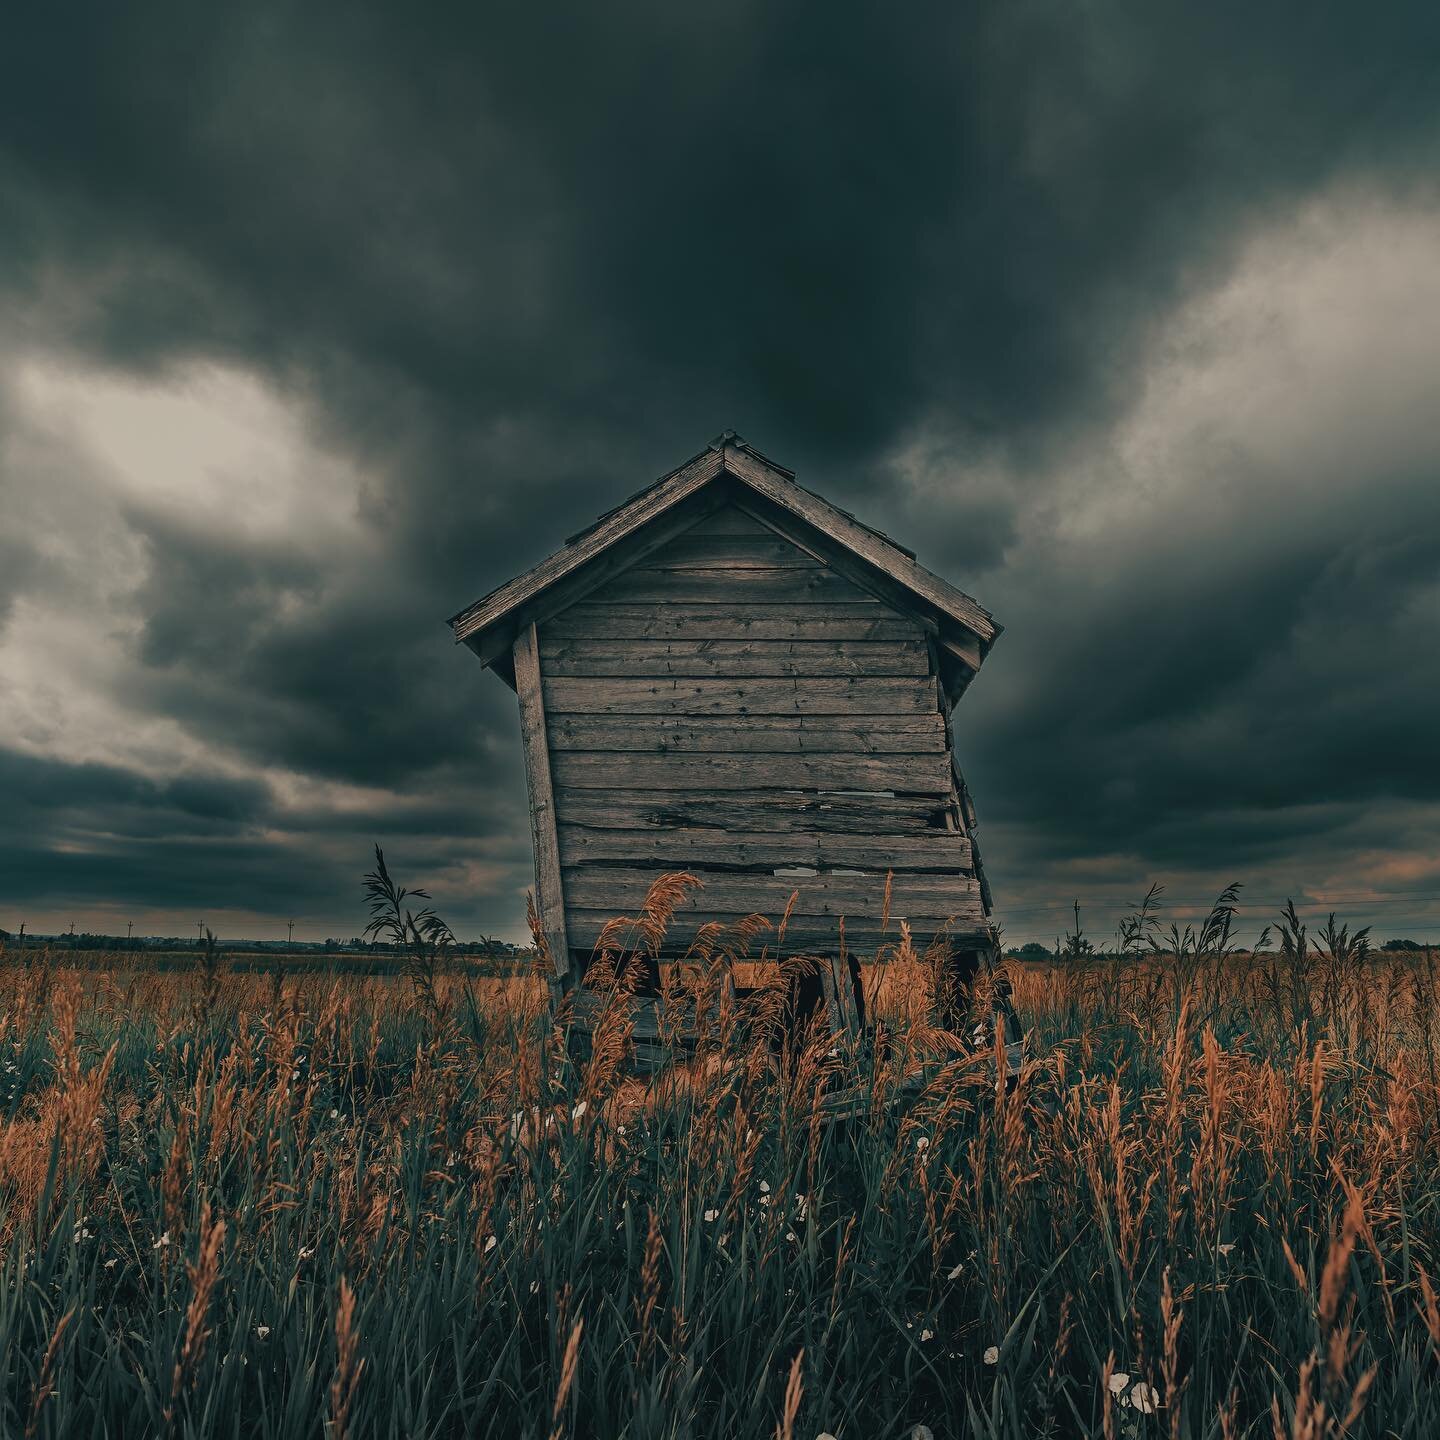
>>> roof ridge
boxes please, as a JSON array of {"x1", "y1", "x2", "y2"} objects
[{"x1": 447, "y1": 436, "x2": 998, "y2": 660}]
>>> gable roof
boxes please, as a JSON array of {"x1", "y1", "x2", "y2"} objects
[{"x1": 447, "y1": 432, "x2": 1000, "y2": 673}]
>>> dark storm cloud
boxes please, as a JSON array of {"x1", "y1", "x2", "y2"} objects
[{"x1": 2, "y1": 1, "x2": 1440, "y2": 937}]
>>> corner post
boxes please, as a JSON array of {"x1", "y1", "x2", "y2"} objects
[{"x1": 512, "y1": 621, "x2": 573, "y2": 1002}]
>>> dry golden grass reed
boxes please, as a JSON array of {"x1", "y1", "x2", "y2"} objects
[{"x1": 2, "y1": 915, "x2": 1440, "y2": 1438}]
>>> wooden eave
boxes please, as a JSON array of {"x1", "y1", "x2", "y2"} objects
[{"x1": 447, "y1": 434, "x2": 1001, "y2": 688}]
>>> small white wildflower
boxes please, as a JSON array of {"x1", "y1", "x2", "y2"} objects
[
  {"x1": 1108, "y1": 1372, "x2": 1131, "y2": 1394},
  {"x1": 330, "y1": 1108, "x2": 340, "y2": 1119},
  {"x1": 786, "y1": 1231, "x2": 798, "y2": 1242},
  {"x1": 758, "y1": 1194, "x2": 772, "y2": 1207},
  {"x1": 617, "y1": 1124, "x2": 626, "y2": 1135},
  {"x1": 484, "y1": 1235, "x2": 497, "y2": 1254},
  {"x1": 255, "y1": 1325, "x2": 271, "y2": 1340},
  {"x1": 758, "y1": 1180, "x2": 771, "y2": 1194},
  {"x1": 912, "y1": 1427, "x2": 935, "y2": 1440},
  {"x1": 152, "y1": 1231, "x2": 171, "y2": 1250},
  {"x1": 816, "y1": 1433, "x2": 839, "y2": 1440},
  {"x1": 1130, "y1": 1383, "x2": 1159, "y2": 1414},
  {"x1": 983, "y1": 1345, "x2": 999, "y2": 1365},
  {"x1": 947, "y1": 1263, "x2": 964, "y2": 1280},
  {"x1": 104, "y1": 1257, "x2": 119, "y2": 1270},
  {"x1": 298, "y1": 1245, "x2": 315, "y2": 1261},
  {"x1": 915, "y1": 1136, "x2": 929, "y2": 1151},
  {"x1": 704, "y1": 1209, "x2": 720, "y2": 1222},
  {"x1": 920, "y1": 1329, "x2": 934, "y2": 1343},
  {"x1": 1218, "y1": 1242, "x2": 1236, "y2": 1257},
  {"x1": 291, "y1": 1069, "x2": 300, "y2": 1082},
  {"x1": 529, "y1": 1280, "x2": 541, "y2": 1294},
  {"x1": 73, "y1": 1226, "x2": 92, "y2": 1242},
  {"x1": 571, "y1": 1100, "x2": 587, "y2": 1120},
  {"x1": 793, "y1": 1194, "x2": 808, "y2": 1220}
]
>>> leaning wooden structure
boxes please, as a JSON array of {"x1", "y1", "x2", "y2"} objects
[{"x1": 447, "y1": 433, "x2": 1002, "y2": 1057}]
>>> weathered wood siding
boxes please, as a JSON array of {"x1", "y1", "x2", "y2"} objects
[{"x1": 536, "y1": 504, "x2": 989, "y2": 961}]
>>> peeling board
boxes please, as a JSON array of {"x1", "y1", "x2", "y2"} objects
[{"x1": 554, "y1": 789, "x2": 947, "y2": 835}]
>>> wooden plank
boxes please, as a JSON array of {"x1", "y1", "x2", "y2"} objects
[
  {"x1": 636, "y1": 534, "x2": 818, "y2": 568},
  {"x1": 512, "y1": 623, "x2": 571, "y2": 990},
  {"x1": 563, "y1": 867, "x2": 984, "y2": 918},
  {"x1": 465, "y1": 487, "x2": 733, "y2": 668},
  {"x1": 588, "y1": 566, "x2": 881, "y2": 607},
  {"x1": 541, "y1": 603, "x2": 921, "y2": 642},
  {"x1": 541, "y1": 676, "x2": 938, "y2": 716},
  {"x1": 685, "y1": 505, "x2": 784, "y2": 537},
  {"x1": 557, "y1": 825, "x2": 972, "y2": 871},
  {"x1": 546, "y1": 713, "x2": 947, "y2": 754},
  {"x1": 549, "y1": 750, "x2": 952, "y2": 794},
  {"x1": 537, "y1": 638, "x2": 931, "y2": 678},
  {"x1": 722, "y1": 444, "x2": 998, "y2": 645},
  {"x1": 729, "y1": 496, "x2": 946, "y2": 637},
  {"x1": 450, "y1": 447, "x2": 724, "y2": 642},
  {"x1": 568, "y1": 911, "x2": 991, "y2": 955},
  {"x1": 938, "y1": 631, "x2": 983, "y2": 673},
  {"x1": 555, "y1": 789, "x2": 947, "y2": 835}
]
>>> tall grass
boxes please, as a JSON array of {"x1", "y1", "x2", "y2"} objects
[{"x1": 2, "y1": 893, "x2": 1440, "y2": 1438}]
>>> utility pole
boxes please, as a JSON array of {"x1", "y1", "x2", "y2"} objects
[
  {"x1": 197, "y1": 921, "x2": 204, "y2": 946},
  {"x1": 127, "y1": 920, "x2": 134, "y2": 940},
  {"x1": 287, "y1": 919, "x2": 295, "y2": 946}
]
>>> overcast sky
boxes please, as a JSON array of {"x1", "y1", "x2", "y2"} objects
[{"x1": 3, "y1": 3, "x2": 1440, "y2": 945}]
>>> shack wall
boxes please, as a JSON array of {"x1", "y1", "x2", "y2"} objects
[{"x1": 531, "y1": 503, "x2": 989, "y2": 963}]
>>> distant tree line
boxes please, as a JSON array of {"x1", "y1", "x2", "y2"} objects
[{"x1": 0, "y1": 928, "x2": 530, "y2": 958}]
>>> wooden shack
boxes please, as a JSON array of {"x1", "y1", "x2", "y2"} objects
[{"x1": 447, "y1": 433, "x2": 1002, "y2": 1044}]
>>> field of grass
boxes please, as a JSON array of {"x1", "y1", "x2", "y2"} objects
[{"x1": 3, "y1": 899, "x2": 1440, "y2": 1439}]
